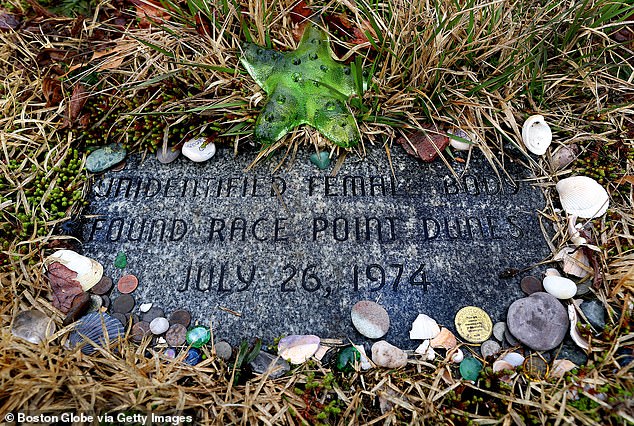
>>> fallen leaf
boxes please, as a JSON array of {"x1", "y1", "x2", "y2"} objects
[
  {"x1": 290, "y1": 1, "x2": 311, "y2": 24},
  {"x1": 36, "y1": 48, "x2": 71, "y2": 66},
  {"x1": 195, "y1": 11, "x2": 212, "y2": 38},
  {"x1": 42, "y1": 77, "x2": 63, "y2": 107},
  {"x1": 62, "y1": 292, "x2": 91, "y2": 326},
  {"x1": 617, "y1": 175, "x2": 634, "y2": 186},
  {"x1": 397, "y1": 125, "x2": 450, "y2": 162},
  {"x1": 130, "y1": 0, "x2": 171, "y2": 29},
  {"x1": 47, "y1": 262, "x2": 85, "y2": 314},
  {"x1": 68, "y1": 83, "x2": 88, "y2": 123},
  {"x1": 0, "y1": 10, "x2": 20, "y2": 31}
]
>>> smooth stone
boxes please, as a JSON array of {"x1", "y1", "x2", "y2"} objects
[
  {"x1": 335, "y1": 346, "x2": 361, "y2": 373},
  {"x1": 575, "y1": 281, "x2": 592, "y2": 296},
  {"x1": 12, "y1": 310, "x2": 56, "y2": 344},
  {"x1": 459, "y1": 357, "x2": 482, "y2": 381},
  {"x1": 557, "y1": 338, "x2": 588, "y2": 366},
  {"x1": 506, "y1": 292, "x2": 569, "y2": 351},
  {"x1": 182, "y1": 137, "x2": 216, "y2": 162},
  {"x1": 214, "y1": 341, "x2": 232, "y2": 360},
  {"x1": 277, "y1": 334, "x2": 320, "y2": 364},
  {"x1": 249, "y1": 351, "x2": 290, "y2": 379},
  {"x1": 88, "y1": 294, "x2": 103, "y2": 312},
  {"x1": 492, "y1": 322, "x2": 506, "y2": 342},
  {"x1": 504, "y1": 327, "x2": 520, "y2": 347},
  {"x1": 309, "y1": 152, "x2": 331, "y2": 169},
  {"x1": 186, "y1": 326, "x2": 210, "y2": 348},
  {"x1": 157, "y1": 146, "x2": 181, "y2": 164},
  {"x1": 164, "y1": 348, "x2": 177, "y2": 359},
  {"x1": 86, "y1": 144, "x2": 126, "y2": 173},
  {"x1": 543, "y1": 276, "x2": 577, "y2": 299},
  {"x1": 371, "y1": 340, "x2": 408, "y2": 369},
  {"x1": 184, "y1": 348, "x2": 203, "y2": 365},
  {"x1": 580, "y1": 299, "x2": 606, "y2": 330},
  {"x1": 150, "y1": 317, "x2": 169, "y2": 335},
  {"x1": 480, "y1": 340, "x2": 501, "y2": 358},
  {"x1": 409, "y1": 314, "x2": 440, "y2": 340},
  {"x1": 351, "y1": 300, "x2": 390, "y2": 339}
]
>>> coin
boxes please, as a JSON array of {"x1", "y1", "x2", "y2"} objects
[
  {"x1": 142, "y1": 307, "x2": 165, "y2": 323},
  {"x1": 112, "y1": 294, "x2": 135, "y2": 313},
  {"x1": 492, "y1": 322, "x2": 506, "y2": 342},
  {"x1": 112, "y1": 313, "x2": 128, "y2": 327},
  {"x1": 524, "y1": 355, "x2": 548, "y2": 379},
  {"x1": 455, "y1": 306, "x2": 493, "y2": 343},
  {"x1": 131, "y1": 321, "x2": 151, "y2": 343},
  {"x1": 101, "y1": 295, "x2": 110, "y2": 310},
  {"x1": 117, "y1": 274, "x2": 138, "y2": 294},
  {"x1": 169, "y1": 309, "x2": 191, "y2": 327},
  {"x1": 520, "y1": 276, "x2": 543, "y2": 295},
  {"x1": 165, "y1": 323, "x2": 187, "y2": 346},
  {"x1": 91, "y1": 276, "x2": 113, "y2": 295}
]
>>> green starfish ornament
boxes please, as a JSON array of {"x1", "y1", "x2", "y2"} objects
[{"x1": 240, "y1": 23, "x2": 361, "y2": 148}]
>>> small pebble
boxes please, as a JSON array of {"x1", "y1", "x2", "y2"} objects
[
  {"x1": 351, "y1": 300, "x2": 390, "y2": 339},
  {"x1": 492, "y1": 322, "x2": 506, "y2": 342},
  {"x1": 165, "y1": 324, "x2": 187, "y2": 346},
  {"x1": 150, "y1": 317, "x2": 169, "y2": 335},
  {"x1": 182, "y1": 137, "x2": 216, "y2": 162},
  {"x1": 249, "y1": 351, "x2": 290, "y2": 379},
  {"x1": 309, "y1": 152, "x2": 331, "y2": 169},
  {"x1": 85, "y1": 144, "x2": 126, "y2": 173},
  {"x1": 157, "y1": 145, "x2": 181, "y2": 164},
  {"x1": 101, "y1": 295, "x2": 110, "y2": 309},
  {"x1": 480, "y1": 340, "x2": 501, "y2": 358},
  {"x1": 459, "y1": 357, "x2": 482, "y2": 381},
  {"x1": 371, "y1": 340, "x2": 408, "y2": 369},
  {"x1": 141, "y1": 307, "x2": 165, "y2": 323},
  {"x1": 11, "y1": 310, "x2": 56, "y2": 344},
  {"x1": 580, "y1": 299, "x2": 606, "y2": 330},
  {"x1": 186, "y1": 326, "x2": 210, "y2": 348},
  {"x1": 139, "y1": 303, "x2": 153, "y2": 313},
  {"x1": 278, "y1": 335, "x2": 320, "y2": 364},
  {"x1": 214, "y1": 341, "x2": 232, "y2": 360},
  {"x1": 543, "y1": 276, "x2": 577, "y2": 299},
  {"x1": 88, "y1": 294, "x2": 103, "y2": 312}
]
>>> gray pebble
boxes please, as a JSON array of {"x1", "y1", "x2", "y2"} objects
[
  {"x1": 507, "y1": 292, "x2": 569, "y2": 351},
  {"x1": 580, "y1": 299, "x2": 606, "y2": 330},
  {"x1": 249, "y1": 351, "x2": 290, "y2": 379},
  {"x1": 480, "y1": 340, "x2": 501, "y2": 358},
  {"x1": 492, "y1": 322, "x2": 506, "y2": 342},
  {"x1": 215, "y1": 341, "x2": 232, "y2": 360}
]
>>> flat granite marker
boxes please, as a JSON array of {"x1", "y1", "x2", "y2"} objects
[{"x1": 81, "y1": 147, "x2": 549, "y2": 347}]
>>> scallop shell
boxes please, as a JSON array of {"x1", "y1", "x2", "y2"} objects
[
  {"x1": 449, "y1": 128, "x2": 474, "y2": 151},
  {"x1": 502, "y1": 352, "x2": 525, "y2": 367},
  {"x1": 409, "y1": 314, "x2": 440, "y2": 340},
  {"x1": 556, "y1": 176, "x2": 609, "y2": 218},
  {"x1": 68, "y1": 312, "x2": 125, "y2": 354},
  {"x1": 492, "y1": 360, "x2": 515, "y2": 373},
  {"x1": 568, "y1": 305, "x2": 590, "y2": 351},
  {"x1": 554, "y1": 246, "x2": 591, "y2": 278},
  {"x1": 522, "y1": 115, "x2": 552, "y2": 155},
  {"x1": 550, "y1": 359, "x2": 577, "y2": 378},
  {"x1": 543, "y1": 275, "x2": 577, "y2": 299},
  {"x1": 44, "y1": 249, "x2": 103, "y2": 291},
  {"x1": 430, "y1": 327, "x2": 457, "y2": 350}
]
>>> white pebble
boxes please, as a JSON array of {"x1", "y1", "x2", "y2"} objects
[
  {"x1": 543, "y1": 275, "x2": 577, "y2": 299},
  {"x1": 150, "y1": 317, "x2": 169, "y2": 335},
  {"x1": 182, "y1": 138, "x2": 216, "y2": 162}
]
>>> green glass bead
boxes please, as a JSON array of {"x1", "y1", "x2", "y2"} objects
[
  {"x1": 114, "y1": 251, "x2": 127, "y2": 269},
  {"x1": 186, "y1": 326, "x2": 210, "y2": 348},
  {"x1": 309, "y1": 152, "x2": 330, "y2": 170},
  {"x1": 335, "y1": 346, "x2": 360, "y2": 373},
  {"x1": 459, "y1": 357, "x2": 483, "y2": 381}
]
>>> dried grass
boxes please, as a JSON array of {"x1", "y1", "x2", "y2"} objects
[{"x1": 0, "y1": 0, "x2": 633, "y2": 424}]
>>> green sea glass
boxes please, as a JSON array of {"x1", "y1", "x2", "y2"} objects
[{"x1": 240, "y1": 23, "x2": 361, "y2": 148}]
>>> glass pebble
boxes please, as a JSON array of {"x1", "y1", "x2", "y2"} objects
[
  {"x1": 114, "y1": 251, "x2": 127, "y2": 269},
  {"x1": 459, "y1": 357, "x2": 482, "y2": 381},
  {"x1": 335, "y1": 346, "x2": 360, "y2": 373},
  {"x1": 186, "y1": 326, "x2": 211, "y2": 348}
]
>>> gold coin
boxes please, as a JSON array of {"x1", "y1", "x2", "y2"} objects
[{"x1": 455, "y1": 306, "x2": 493, "y2": 343}]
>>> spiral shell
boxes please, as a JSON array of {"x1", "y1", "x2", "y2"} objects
[
  {"x1": 556, "y1": 176, "x2": 609, "y2": 218},
  {"x1": 522, "y1": 115, "x2": 552, "y2": 155}
]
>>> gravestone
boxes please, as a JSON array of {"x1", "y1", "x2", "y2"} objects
[{"x1": 81, "y1": 146, "x2": 549, "y2": 347}]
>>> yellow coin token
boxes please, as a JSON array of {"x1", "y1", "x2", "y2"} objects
[{"x1": 455, "y1": 306, "x2": 493, "y2": 343}]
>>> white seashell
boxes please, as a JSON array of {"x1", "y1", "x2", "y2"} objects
[
  {"x1": 44, "y1": 249, "x2": 103, "y2": 291},
  {"x1": 543, "y1": 275, "x2": 577, "y2": 299},
  {"x1": 157, "y1": 337, "x2": 167, "y2": 344},
  {"x1": 414, "y1": 340, "x2": 437, "y2": 361},
  {"x1": 409, "y1": 314, "x2": 441, "y2": 340},
  {"x1": 449, "y1": 128, "x2": 473, "y2": 151},
  {"x1": 502, "y1": 352, "x2": 525, "y2": 367},
  {"x1": 522, "y1": 115, "x2": 552, "y2": 155},
  {"x1": 554, "y1": 247, "x2": 591, "y2": 278},
  {"x1": 568, "y1": 305, "x2": 590, "y2": 350},
  {"x1": 545, "y1": 268, "x2": 561, "y2": 277},
  {"x1": 430, "y1": 327, "x2": 457, "y2": 350},
  {"x1": 550, "y1": 359, "x2": 578, "y2": 378},
  {"x1": 550, "y1": 144, "x2": 579, "y2": 171},
  {"x1": 492, "y1": 360, "x2": 515, "y2": 373},
  {"x1": 568, "y1": 215, "x2": 587, "y2": 246},
  {"x1": 451, "y1": 349, "x2": 464, "y2": 363},
  {"x1": 352, "y1": 344, "x2": 374, "y2": 370},
  {"x1": 277, "y1": 335, "x2": 320, "y2": 364},
  {"x1": 139, "y1": 303, "x2": 153, "y2": 313},
  {"x1": 182, "y1": 137, "x2": 216, "y2": 162},
  {"x1": 556, "y1": 176, "x2": 609, "y2": 219}
]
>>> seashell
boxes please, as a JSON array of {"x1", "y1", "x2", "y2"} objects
[
  {"x1": 550, "y1": 144, "x2": 579, "y2": 171},
  {"x1": 492, "y1": 360, "x2": 515, "y2": 373},
  {"x1": 415, "y1": 340, "x2": 437, "y2": 361},
  {"x1": 139, "y1": 303, "x2": 153, "y2": 313},
  {"x1": 352, "y1": 344, "x2": 374, "y2": 370},
  {"x1": 568, "y1": 305, "x2": 590, "y2": 350},
  {"x1": 554, "y1": 246, "x2": 591, "y2": 278},
  {"x1": 182, "y1": 137, "x2": 216, "y2": 162},
  {"x1": 12, "y1": 310, "x2": 57, "y2": 344},
  {"x1": 451, "y1": 349, "x2": 464, "y2": 363},
  {"x1": 556, "y1": 176, "x2": 610, "y2": 219},
  {"x1": 68, "y1": 312, "x2": 125, "y2": 354},
  {"x1": 430, "y1": 327, "x2": 457, "y2": 350},
  {"x1": 522, "y1": 115, "x2": 552, "y2": 155},
  {"x1": 277, "y1": 335, "x2": 320, "y2": 364},
  {"x1": 44, "y1": 250, "x2": 103, "y2": 291},
  {"x1": 550, "y1": 359, "x2": 578, "y2": 378},
  {"x1": 449, "y1": 128, "x2": 474, "y2": 151},
  {"x1": 502, "y1": 352, "x2": 525, "y2": 367},
  {"x1": 543, "y1": 275, "x2": 577, "y2": 299},
  {"x1": 409, "y1": 314, "x2": 441, "y2": 340}
]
